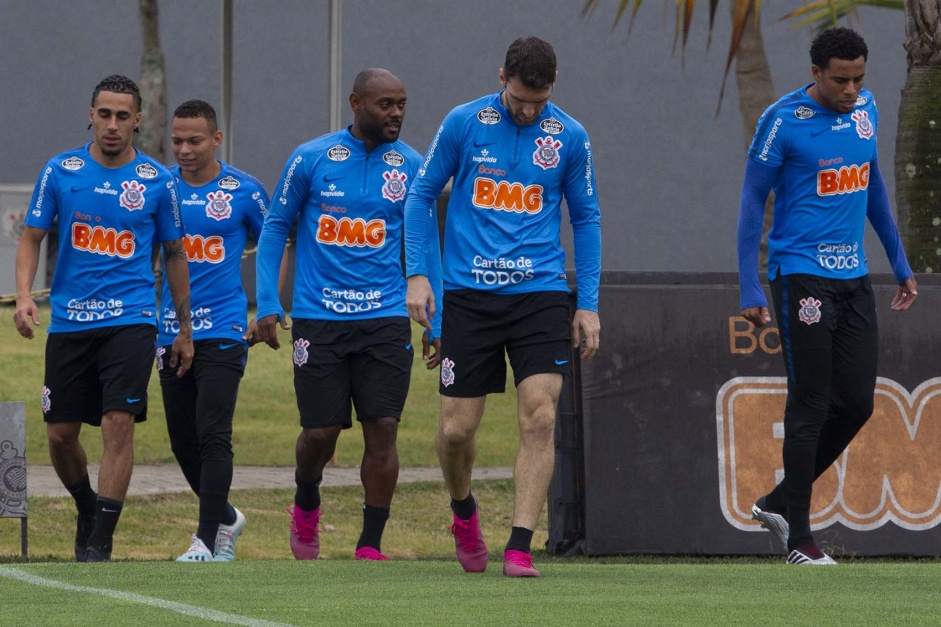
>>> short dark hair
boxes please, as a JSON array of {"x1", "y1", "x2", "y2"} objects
[
  {"x1": 810, "y1": 27, "x2": 868, "y2": 69},
  {"x1": 173, "y1": 99, "x2": 218, "y2": 130},
  {"x1": 91, "y1": 74, "x2": 142, "y2": 111},
  {"x1": 503, "y1": 36, "x2": 556, "y2": 90}
]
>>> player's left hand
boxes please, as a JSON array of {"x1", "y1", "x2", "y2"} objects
[
  {"x1": 572, "y1": 309, "x2": 600, "y2": 361},
  {"x1": 169, "y1": 333, "x2": 194, "y2": 377},
  {"x1": 243, "y1": 315, "x2": 290, "y2": 347},
  {"x1": 890, "y1": 276, "x2": 918, "y2": 311}
]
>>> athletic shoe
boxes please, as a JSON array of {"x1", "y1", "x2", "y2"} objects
[
  {"x1": 786, "y1": 547, "x2": 837, "y2": 565},
  {"x1": 85, "y1": 544, "x2": 112, "y2": 562},
  {"x1": 751, "y1": 497, "x2": 789, "y2": 548},
  {"x1": 451, "y1": 510, "x2": 487, "y2": 572},
  {"x1": 288, "y1": 504, "x2": 321, "y2": 560},
  {"x1": 74, "y1": 513, "x2": 95, "y2": 562},
  {"x1": 354, "y1": 546, "x2": 390, "y2": 561},
  {"x1": 214, "y1": 507, "x2": 246, "y2": 562},
  {"x1": 177, "y1": 535, "x2": 214, "y2": 562},
  {"x1": 502, "y1": 549, "x2": 540, "y2": 577}
]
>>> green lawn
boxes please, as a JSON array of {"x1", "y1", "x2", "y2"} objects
[
  {"x1": 0, "y1": 306, "x2": 520, "y2": 467},
  {"x1": 3, "y1": 558, "x2": 940, "y2": 626}
]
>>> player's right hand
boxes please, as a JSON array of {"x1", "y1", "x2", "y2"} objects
[
  {"x1": 255, "y1": 313, "x2": 286, "y2": 350},
  {"x1": 406, "y1": 275, "x2": 435, "y2": 333},
  {"x1": 13, "y1": 298, "x2": 40, "y2": 339}
]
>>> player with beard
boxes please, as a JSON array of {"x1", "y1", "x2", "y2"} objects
[
  {"x1": 255, "y1": 68, "x2": 443, "y2": 560},
  {"x1": 14, "y1": 75, "x2": 192, "y2": 562}
]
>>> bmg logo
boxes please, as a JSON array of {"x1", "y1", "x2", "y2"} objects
[{"x1": 716, "y1": 377, "x2": 941, "y2": 532}]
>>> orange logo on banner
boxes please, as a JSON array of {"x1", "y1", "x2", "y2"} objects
[
  {"x1": 72, "y1": 223, "x2": 135, "y2": 258},
  {"x1": 316, "y1": 215, "x2": 385, "y2": 248},
  {"x1": 717, "y1": 377, "x2": 941, "y2": 532},
  {"x1": 183, "y1": 235, "x2": 225, "y2": 263}
]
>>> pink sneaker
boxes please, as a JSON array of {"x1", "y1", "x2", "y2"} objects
[
  {"x1": 354, "y1": 546, "x2": 390, "y2": 561},
  {"x1": 451, "y1": 510, "x2": 488, "y2": 572},
  {"x1": 502, "y1": 550, "x2": 540, "y2": 578},
  {"x1": 287, "y1": 504, "x2": 321, "y2": 560}
]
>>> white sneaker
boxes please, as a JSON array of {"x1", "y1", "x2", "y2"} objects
[
  {"x1": 751, "y1": 500, "x2": 789, "y2": 548},
  {"x1": 177, "y1": 535, "x2": 214, "y2": 562},
  {"x1": 786, "y1": 548, "x2": 837, "y2": 565},
  {"x1": 214, "y1": 507, "x2": 246, "y2": 562}
]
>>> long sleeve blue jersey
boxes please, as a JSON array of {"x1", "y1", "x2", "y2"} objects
[
  {"x1": 404, "y1": 92, "x2": 602, "y2": 311},
  {"x1": 24, "y1": 143, "x2": 183, "y2": 332},
  {"x1": 256, "y1": 127, "x2": 442, "y2": 337},
  {"x1": 737, "y1": 85, "x2": 912, "y2": 310},
  {"x1": 157, "y1": 162, "x2": 269, "y2": 345}
]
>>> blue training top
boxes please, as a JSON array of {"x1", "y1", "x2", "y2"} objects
[
  {"x1": 404, "y1": 92, "x2": 602, "y2": 312},
  {"x1": 157, "y1": 162, "x2": 269, "y2": 346},
  {"x1": 737, "y1": 85, "x2": 912, "y2": 310},
  {"x1": 25, "y1": 143, "x2": 183, "y2": 332},
  {"x1": 255, "y1": 127, "x2": 443, "y2": 338}
]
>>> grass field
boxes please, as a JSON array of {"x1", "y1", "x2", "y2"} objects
[{"x1": 4, "y1": 559, "x2": 941, "y2": 626}]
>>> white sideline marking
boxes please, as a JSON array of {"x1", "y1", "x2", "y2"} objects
[{"x1": 0, "y1": 566, "x2": 295, "y2": 626}]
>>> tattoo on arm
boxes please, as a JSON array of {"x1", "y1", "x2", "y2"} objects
[
  {"x1": 163, "y1": 239, "x2": 186, "y2": 260},
  {"x1": 175, "y1": 295, "x2": 192, "y2": 331}
]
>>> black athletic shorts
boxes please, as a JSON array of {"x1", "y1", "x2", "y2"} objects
[
  {"x1": 292, "y1": 317, "x2": 413, "y2": 429},
  {"x1": 43, "y1": 323, "x2": 156, "y2": 425},
  {"x1": 439, "y1": 289, "x2": 572, "y2": 397}
]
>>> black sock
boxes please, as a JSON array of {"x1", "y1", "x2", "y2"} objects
[
  {"x1": 356, "y1": 504, "x2": 390, "y2": 551},
  {"x1": 295, "y1": 470, "x2": 322, "y2": 512},
  {"x1": 450, "y1": 493, "x2": 477, "y2": 520},
  {"x1": 88, "y1": 496, "x2": 123, "y2": 551},
  {"x1": 505, "y1": 527, "x2": 534, "y2": 554},
  {"x1": 221, "y1": 502, "x2": 237, "y2": 527},
  {"x1": 66, "y1": 475, "x2": 97, "y2": 519}
]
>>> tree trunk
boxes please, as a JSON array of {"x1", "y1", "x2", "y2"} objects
[
  {"x1": 137, "y1": 0, "x2": 167, "y2": 164},
  {"x1": 732, "y1": 4, "x2": 776, "y2": 271},
  {"x1": 895, "y1": 0, "x2": 941, "y2": 272}
]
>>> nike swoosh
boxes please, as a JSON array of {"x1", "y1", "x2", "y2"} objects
[
  {"x1": 323, "y1": 174, "x2": 345, "y2": 182},
  {"x1": 810, "y1": 128, "x2": 830, "y2": 137},
  {"x1": 472, "y1": 140, "x2": 496, "y2": 148},
  {"x1": 126, "y1": 397, "x2": 142, "y2": 404},
  {"x1": 219, "y1": 343, "x2": 240, "y2": 350},
  {"x1": 102, "y1": 508, "x2": 118, "y2": 513},
  {"x1": 405, "y1": 343, "x2": 412, "y2": 350},
  {"x1": 554, "y1": 359, "x2": 569, "y2": 366},
  {"x1": 70, "y1": 185, "x2": 93, "y2": 192}
]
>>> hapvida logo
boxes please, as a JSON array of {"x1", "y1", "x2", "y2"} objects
[{"x1": 716, "y1": 376, "x2": 941, "y2": 532}]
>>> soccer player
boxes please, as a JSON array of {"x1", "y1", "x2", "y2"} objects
[
  {"x1": 254, "y1": 68, "x2": 442, "y2": 561},
  {"x1": 404, "y1": 37, "x2": 602, "y2": 577},
  {"x1": 158, "y1": 100, "x2": 270, "y2": 562},
  {"x1": 13, "y1": 75, "x2": 192, "y2": 562},
  {"x1": 737, "y1": 27, "x2": 917, "y2": 565}
]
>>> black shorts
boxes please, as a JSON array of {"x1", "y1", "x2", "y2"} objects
[
  {"x1": 292, "y1": 317, "x2": 413, "y2": 429},
  {"x1": 43, "y1": 324, "x2": 156, "y2": 425},
  {"x1": 439, "y1": 290, "x2": 572, "y2": 397}
]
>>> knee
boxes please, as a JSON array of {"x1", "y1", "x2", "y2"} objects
[
  {"x1": 47, "y1": 425, "x2": 79, "y2": 453},
  {"x1": 297, "y1": 427, "x2": 340, "y2": 451},
  {"x1": 438, "y1": 417, "x2": 476, "y2": 446},
  {"x1": 519, "y1": 409, "x2": 555, "y2": 443}
]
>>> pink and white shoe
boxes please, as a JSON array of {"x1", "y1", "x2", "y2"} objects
[{"x1": 287, "y1": 504, "x2": 321, "y2": 560}]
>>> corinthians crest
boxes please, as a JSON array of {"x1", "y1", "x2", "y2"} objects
[
  {"x1": 381, "y1": 169, "x2": 408, "y2": 202},
  {"x1": 205, "y1": 190, "x2": 234, "y2": 221},
  {"x1": 293, "y1": 338, "x2": 310, "y2": 367},
  {"x1": 852, "y1": 110, "x2": 873, "y2": 140},
  {"x1": 533, "y1": 136, "x2": 562, "y2": 170},
  {"x1": 798, "y1": 297, "x2": 822, "y2": 325},
  {"x1": 120, "y1": 180, "x2": 146, "y2": 211}
]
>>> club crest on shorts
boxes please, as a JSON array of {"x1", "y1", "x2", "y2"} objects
[
  {"x1": 293, "y1": 338, "x2": 310, "y2": 367},
  {"x1": 798, "y1": 297, "x2": 822, "y2": 325},
  {"x1": 120, "y1": 180, "x2": 146, "y2": 211},
  {"x1": 533, "y1": 136, "x2": 562, "y2": 170},
  {"x1": 41, "y1": 386, "x2": 51, "y2": 414},
  {"x1": 205, "y1": 190, "x2": 234, "y2": 221},
  {"x1": 852, "y1": 110, "x2": 873, "y2": 140},
  {"x1": 156, "y1": 346, "x2": 166, "y2": 371},
  {"x1": 441, "y1": 358, "x2": 456, "y2": 387},
  {"x1": 381, "y1": 169, "x2": 408, "y2": 202}
]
